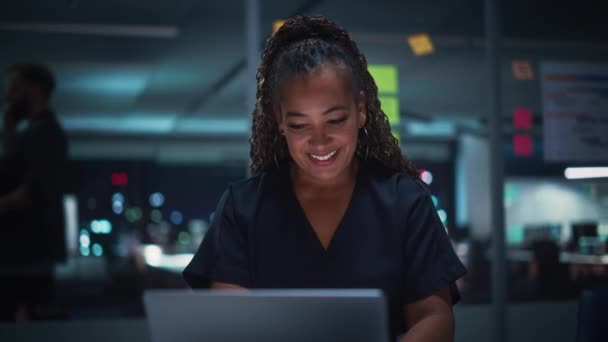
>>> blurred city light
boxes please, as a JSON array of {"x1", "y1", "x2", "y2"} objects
[
  {"x1": 111, "y1": 172, "x2": 128, "y2": 186},
  {"x1": 112, "y1": 192, "x2": 125, "y2": 204},
  {"x1": 92, "y1": 243, "x2": 104, "y2": 257},
  {"x1": 112, "y1": 201, "x2": 124, "y2": 215},
  {"x1": 170, "y1": 210, "x2": 184, "y2": 225},
  {"x1": 91, "y1": 219, "x2": 112, "y2": 234},
  {"x1": 431, "y1": 195, "x2": 439, "y2": 207},
  {"x1": 149, "y1": 192, "x2": 165, "y2": 207},
  {"x1": 150, "y1": 209, "x2": 163, "y2": 223},
  {"x1": 438, "y1": 209, "x2": 448, "y2": 225},
  {"x1": 421, "y1": 170, "x2": 434, "y2": 185},
  {"x1": 178, "y1": 232, "x2": 191, "y2": 245},
  {"x1": 126, "y1": 207, "x2": 143, "y2": 223},
  {"x1": 80, "y1": 234, "x2": 90, "y2": 248},
  {"x1": 143, "y1": 245, "x2": 162, "y2": 267}
]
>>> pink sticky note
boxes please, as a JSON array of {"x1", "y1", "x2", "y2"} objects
[
  {"x1": 513, "y1": 134, "x2": 533, "y2": 157},
  {"x1": 513, "y1": 107, "x2": 533, "y2": 129}
]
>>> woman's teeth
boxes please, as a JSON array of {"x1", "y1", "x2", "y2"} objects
[{"x1": 310, "y1": 150, "x2": 336, "y2": 161}]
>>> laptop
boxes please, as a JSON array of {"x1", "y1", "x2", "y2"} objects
[{"x1": 144, "y1": 289, "x2": 389, "y2": 342}]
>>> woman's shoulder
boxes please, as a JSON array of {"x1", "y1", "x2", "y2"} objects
[
  {"x1": 364, "y1": 160, "x2": 428, "y2": 200},
  {"x1": 214, "y1": 170, "x2": 278, "y2": 224},
  {"x1": 225, "y1": 167, "x2": 283, "y2": 206}
]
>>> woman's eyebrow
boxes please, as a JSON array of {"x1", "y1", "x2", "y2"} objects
[{"x1": 285, "y1": 105, "x2": 348, "y2": 118}]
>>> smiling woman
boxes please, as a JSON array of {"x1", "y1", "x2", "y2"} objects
[
  {"x1": 278, "y1": 63, "x2": 364, "y2": 184},
  {"x1": 183, "y1": 15, "x2": 466, "y2": 342}
]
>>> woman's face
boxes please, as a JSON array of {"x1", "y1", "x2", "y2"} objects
[{"x1": 276, "y1": 63, "x2": 366, "y2": 184}]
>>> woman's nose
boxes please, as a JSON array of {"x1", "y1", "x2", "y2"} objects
[{"x1": 309, "y1": 127, "x2": 330, "y2": 146}]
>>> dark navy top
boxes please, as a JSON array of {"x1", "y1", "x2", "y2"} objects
[
  {"x1": 0, "y1": 110, "x2": 68, "y2": 265},
  {"x1": 183, "y1": 160, "x2": 467, "y2": 339}
]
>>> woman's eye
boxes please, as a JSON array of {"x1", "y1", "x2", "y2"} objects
[
  {"x1": 328, "y1": 117, "x2": 347, "y2": 125},
  {"x1": 289, "y1": 124, "x2": 307, "y2": 130}
]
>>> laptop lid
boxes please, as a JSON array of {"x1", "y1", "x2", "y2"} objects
[{"x1": 144, "y1": 289, "x2": 389, "y2": 342}]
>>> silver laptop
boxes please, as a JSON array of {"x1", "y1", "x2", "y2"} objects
[{"x1": 144, "y1": 289, "x2": 389, "y2": 342}]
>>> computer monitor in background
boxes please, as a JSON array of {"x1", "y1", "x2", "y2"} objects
[
  {"x1": 571, "y1": 222, "x2": 598, "y2": 240},
  {"x1": 571, "y1": 222, "x2": 599, "y2": 254},
  {"x1": 522, "y1": 223, "x2": 562, "y2": 246}
]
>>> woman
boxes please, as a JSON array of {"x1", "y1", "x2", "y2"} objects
[{"x1": 183, "y1": 15, "x2": 466, "y2": 342}]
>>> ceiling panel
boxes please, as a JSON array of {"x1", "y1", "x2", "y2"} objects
[{"x1": 0, "y1": 0, "x2": 606, "y2": 139}]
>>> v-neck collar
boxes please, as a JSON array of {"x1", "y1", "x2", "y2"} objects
[{"x1": 283, "y1": 160, "x2": 365, "y2": 254}]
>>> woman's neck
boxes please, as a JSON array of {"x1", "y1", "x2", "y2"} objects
[{"x1": 290, "y1": 160, "x2": 358, "y2": 198}]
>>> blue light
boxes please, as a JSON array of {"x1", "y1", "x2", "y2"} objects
[
  {"x1": 80, "y1": 234, "x2": 90, "y2": 248},
  {"x1": 60, "y1": 115, "x2": 177, "y2": 134},
  {"x1": 80, "y1": 246, "x2": 90, "y2": 256},
  {"x1": 431, "y1": 195, "x2": 439, "y2": 207},
  {"x1": 62, "y1": 71, "x2": 149, "y2": 97},
  {"x1": 124, "y1": 115, "x2": 176, "y2": 133},
  {"x1": 91, "y1": 219, "x2": 112, "y2": 234},
  {"x1": 437, "y1": 209, "x2": 448, "y2": 224},
  {"x1": 60, "y1": 116, "x2": 256, "y2": 135},
  {"x1": 170, "y1": 210, "x2": 183, "y2": 225},
  {"x1": 408, "y1": 121, "x2": 456, "y2": 137},
  {"x1": 174, "y1": 118, "x2": 249, "y2": 135},
  {"x1": 92, "y1": 243, "x2": 103, "y2": 257},
  {"x1": 149, "y1": 192, "x2": 165, "y2": 208},
  {"x1": 112, "y1": 201, "x2": 124, "y2": 215},
  {"x1": 112, "y1": 192, "x2": 125, "y2": 204}
]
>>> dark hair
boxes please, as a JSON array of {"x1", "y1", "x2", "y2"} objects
[
  {"x1": 249, "y1": 15, "x2": 417, "y2": 177},
  {"x1": 8, "y1": 63, "x2": 56, "y2": 98}
]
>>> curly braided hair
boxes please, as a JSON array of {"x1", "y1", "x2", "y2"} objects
[{"x1": 249, "y1": 15, "x2": 418, "y2": 178}]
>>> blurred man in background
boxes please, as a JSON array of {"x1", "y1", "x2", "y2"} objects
[{"x1": 0, "y1": 63, "x2": 68, "y2": 321}]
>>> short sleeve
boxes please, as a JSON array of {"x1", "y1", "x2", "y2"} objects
[
  {"x1": 401, "y1": 180, "x2": 467, "y2": 304},
  {"x1": 183, "y1": 186, "x2": 250, "y2": 288}
]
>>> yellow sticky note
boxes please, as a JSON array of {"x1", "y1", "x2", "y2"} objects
[{"x1": 407, "y1": 33, "x2": 434, "y2": 56}]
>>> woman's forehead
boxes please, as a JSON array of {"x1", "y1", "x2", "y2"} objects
[{"x1": 279, "y1": 64, "x2": 355, "y2": 103}]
